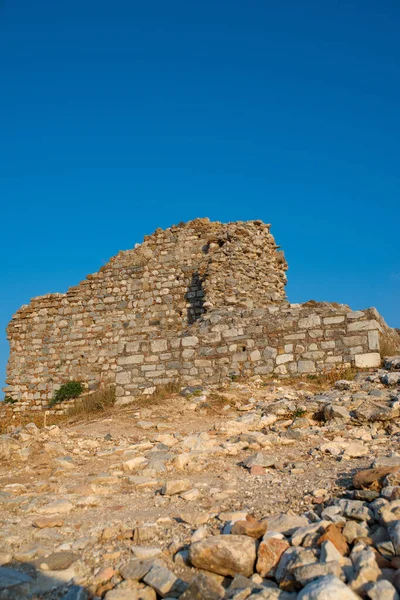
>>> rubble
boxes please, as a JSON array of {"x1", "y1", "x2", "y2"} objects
[{"x1": 0, "y1": 358, "x2": 400, "y2": 598}]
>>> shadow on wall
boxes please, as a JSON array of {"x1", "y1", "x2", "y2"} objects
[
  {"x1": 0, "y1": 562, "x2": 89, "y2": 599},
  {"x1": 185, "y1": 272, "x2": 205, "y2": 325}
]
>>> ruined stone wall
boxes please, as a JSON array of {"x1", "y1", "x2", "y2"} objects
[
  {"x1": 4, "y1": 218, "x2": 399, "y2": 412},
  {"x1": 115, "y1": 303, "x2": 397, "y2": 401},
  {"x1": 4, "y1": 219, "x2": 288, "y2": 409}
]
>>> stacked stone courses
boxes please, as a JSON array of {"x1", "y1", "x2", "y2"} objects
[{"x1": 4, "y1": 218, "x2": 399, "y2": 411}]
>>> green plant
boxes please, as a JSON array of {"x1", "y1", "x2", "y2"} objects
[
  {"x1": 3, "y1": 396, "x2": 17, "y2": 405},
  {"x1": 292, "y1": 408, "x2": 307, "y2": 418},
  {"x1": 49, "y1": 380, "x2": 84, "y2": 407},
  {"x1": 187, "y1": 389, "x2": 203, "y2": 398}
]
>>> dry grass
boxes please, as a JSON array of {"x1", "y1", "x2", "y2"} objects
[
  {"x1": 258, "y1": 365, "x2": 358, "y2": 392},
  {"x1": 151, "y1": 381, "x2": 182, "y2": 400},
  {"x1": 123, "y1": 381, "x2": 182, "y2": 410},
  {"x1": 305, "y1": 365, "x2": 358, "y2": 387},
  {"x1": 380, "y1": 334, "x2": 400, "y2": 358},
  {"x1": 0, "y1": 409, "x2": 67, "y2": 435},
  {"x1": 66, "y1": 385, "x2": 116, "y2": 419}
]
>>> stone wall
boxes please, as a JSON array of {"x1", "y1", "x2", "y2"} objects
[
  {"x1": 3, "y1": 218, "x2": 399, "y2": 412},
  {"x1": 3, "y1": 219, "x2": 288, "y2": 410},
  {"x1": 115, "y1": 303, "x2": 397, "y2": 401}
]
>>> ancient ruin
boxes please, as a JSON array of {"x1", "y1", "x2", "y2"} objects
[{"x1": 4, "y1": 218, "x2": 400, "y2": 411}]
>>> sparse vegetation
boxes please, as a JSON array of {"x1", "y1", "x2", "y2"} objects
[
  {"x1": 306, "y1": 365, "x2": 358, "y2": 386},
  {"x1": 186, "y1": 389, "x2": 203, "y2": 399},
  {"x1": 292, "y1": 408, "x2": 307, "y2": 418},
  {"x1": 380, "y1": 335, "x2": 400, "y2": 358},
  {"x1": 150, "y1": 381, "x2": 182, "y2": 401},
  {"x1": 49, "y1": 380, "x2": 84, "y2": 407},
  {"x1": 3, "y1": 396, "x2": 17, "y2": 405},
  {"x1": 66, "y1": 385, "x2": 116, "y2": 418}
]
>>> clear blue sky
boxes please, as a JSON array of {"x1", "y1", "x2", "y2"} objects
[{"x1": 1, "y1": 0, "x2": 399, "y2": 393}]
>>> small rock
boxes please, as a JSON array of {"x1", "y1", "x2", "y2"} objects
[
  {"x1": 143, "y1": 564, "x2": 177, "y2": 597},
  {"x1": 231, "y1": 516, "x2": 268, "y2": 539},
  {"x1": 179, "y1": 573, "x2": 225, "y2": 599},
  {"x1": 161, "y1": 479, "x2": 191, "y2": 496}
]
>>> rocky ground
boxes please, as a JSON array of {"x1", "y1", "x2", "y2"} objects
[{"x1": 1, "y1": 357, "x2": 400, "y2": 599}]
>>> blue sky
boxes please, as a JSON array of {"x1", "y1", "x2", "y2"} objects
[{"x1": 1, "y1": 0, "x2": 399, "y2": 392}]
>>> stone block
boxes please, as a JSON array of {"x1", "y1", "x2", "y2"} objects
[
  {"x1": 324, "y1": 316, "x2": 345, "y2": 324},
  {"x1": 118, "y1": 355, "x2": 145, "y2": 365},
  {"x1": 116, "y1": 372, "x2": 131, "y2": 384},
  {"x1": 298, "y1": 314, "x2": 321, "y2": 329},
  {"x1": 150, "y1": 339, "x2": 168, "y2": 353},
  {"x1": 348, "y1": 319, "x2": 382, "y2": 332},
  {"x1": 276, "y1": 353, "x2": 293, "y2": 365},
  {"x1": 325, "y1": 356, "x2": 343, "y2": 363},
  {"x1": 354, "y1": 353, "x2": 381, "y2": 368},
  {"x1": 342, "y1": 336, "x2": 366, "y2": 347},
  {"x1": 368, "y1": 330, "x2": 380, "y2": 351},
  {"x1": 250, "y1": 350, "x2": 261, "y2": 362},
  {"x1": 182, "y1": 336, "x2": 199, "y2": 347},
  {"x1": 308, "y1": 329, "x2": 324, "y2": 338},
  {"x1": 298, "y1": 360, "x2": 316, "y2": 373}
]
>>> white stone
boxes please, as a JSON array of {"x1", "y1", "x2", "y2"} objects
[
  {"x1": 354, "y1": 353, "x2": 381, "y2": 368},
  {"x1": 298, "y1": 360, "x2": 316, "y2": 374},
  {"x1": 298, "y1": 575, "x2": 360, "y2": 599},
  {"x1": 150, "y1": 339, "x2": 168, "y2": 353},
  {"x1": 323, "y1": 316, "x2": 345, "y2": 324},
  {"x1": 118, "y1": 355, "x2": 144, "y2": 365},
  {"x1": 182, "y1": 336, "x2": 199, "y2": 347},
  {"x1": 298, "y1": 314, "x2": 321, "y2": 329},
  {"x1": 368, "y1": 330, "x2": 380, "y2": 351},
  {"x1": 348, "y1": 320, "x2": 381, "y2": 332},
  {"x1": 276, "y1": 353, "x2": 293, "y2": 365}
]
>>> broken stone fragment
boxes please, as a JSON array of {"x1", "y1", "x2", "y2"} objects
[
  {"x1": 256, "y1": 536, "x2": 290, "y2": 578},
  {"x1": 317, "y1": 524, "x2": 349, "y2": 556},
  {"x1": 161, "y1": 479, "x2": 191, "y2": 496},
  {"x1": 297, "y1": 574, "x2": 360, "y2": 599},
  {"x1": 231, "y1": 515, "x2": 268, "y2": 539},
  {"x1": 32, "y1": 516, "x2": 64, "y2": 529},
  {"x1": 266, "y1": 513, "x2": 309, "y2": 536},
  {"x1": 189, "y1": 535, "x2": 257, "y2": 577},
  {"x1": 142, "y1": 564, "x2": 178, "y2": 597},
  {"x1": 37, "y1": 551, "x2": 79, "y2": 571},
  {"x1": 179, "y1": 573, "x2": 225, "y2": 600},
  {"x1": 353, "y1": 466, "x2": 400, "y2": 490}
]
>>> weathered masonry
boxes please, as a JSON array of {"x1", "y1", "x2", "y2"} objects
[{"x1": 4, "y1": 218, "x2": 400, "y2": 411}]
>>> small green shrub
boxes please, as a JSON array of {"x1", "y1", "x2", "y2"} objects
[
  {"x1": 50, "y1": 381, "x2": 84, "y2": 407},
  {"x1": 292, "y1": 408, "x2": 307, "y2": 418},
  {"x1": 3, "y1": 396, "x2": 17, "y2": 405}
]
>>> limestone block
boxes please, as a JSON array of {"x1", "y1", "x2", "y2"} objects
[
  {"x1": 116, "y1": 372, "x2": 131, "y2": 384},
  {"x1": 118, "y1": 355, "x2": 144, "y2": 365},
  {"x1": 250, "y1": 350, "x2": 261, "y2": 362},
  {"x1": 182, "y1": 336, "x2": 199, "y2": 347},
  {"x1": 354, "y1": 353, "x2": 381, "y2": 368},
  {"x1": 298, "y1": 314, "x2": 321, "y2": 329},
  {"x1": 298, "y1": 360, "x2": 316, "y2": 374},
  {"x1": 325, "y1": 356, "x2": 343, "y2": 363},
  {"x1": 343, "y1": 336, "x2": 367, "y2": 347},
  {"x1": 150, "y1": 339, "x2": 168, "y2": 353},
  {"x1": 276, "y1": 353, "x2": 293, "y2": 365},
  {"x1": 348, "y1": 319, "x2": 382, "y2": 332},
  {"x1": 323, "y1": 316, "x2": 345, "y2": 324},
  {"x1": 368, "y1": 330, "x2": 380, "y2": 351}
]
